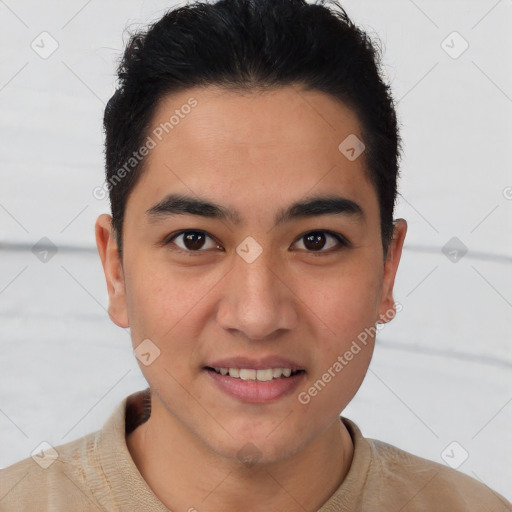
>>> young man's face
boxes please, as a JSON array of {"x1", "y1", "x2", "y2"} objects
[{"x1": 96, "y1": 85, "x2": 406, "y2": 464}]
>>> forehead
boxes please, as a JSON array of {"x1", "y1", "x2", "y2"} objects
[
  {"x1": 129, "y1": 85, "x2": 377, "y2": 223},
  {"x1": 149, "y1": 85, "x2": 363, "y2": 157}
]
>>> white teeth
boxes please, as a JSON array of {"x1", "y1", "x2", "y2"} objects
[
  {"x1": 213, "y1": 367, "x2": 299, "y2": 381},
  {"x1": 256, "y1": 369, "x2": 273, "y2": 382},
  {"x1": 239, "y1": 369, "x2": 257, "y2": 381}
]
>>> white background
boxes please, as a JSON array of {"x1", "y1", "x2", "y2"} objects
[{"x1": 0, "y1": 0, "x2": 511, "y2": 503}]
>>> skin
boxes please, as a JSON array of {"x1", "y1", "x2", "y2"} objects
[{"x1": 96, "y1": 84, "x2": 407, "y2": 512}]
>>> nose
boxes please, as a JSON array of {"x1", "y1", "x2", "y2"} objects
[{"x1": 216, "y1": 249, "x2": 298, "y2": 341}]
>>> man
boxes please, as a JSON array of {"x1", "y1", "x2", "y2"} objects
[{"x1": 1, "y1": 0, "x2": 510, "y2": 510}]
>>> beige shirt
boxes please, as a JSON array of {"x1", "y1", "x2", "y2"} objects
[{"x1": 1, "y1": 388, "x2": 510, "y2": 511}]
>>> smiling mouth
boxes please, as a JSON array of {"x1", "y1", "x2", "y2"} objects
[{"x1": 205, "y1": 367, "x2": 305, "y2": 382}]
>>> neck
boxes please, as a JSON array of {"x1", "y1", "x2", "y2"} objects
[{"x1": 126, "y1": 398, "x2": 354, "y2": 512}]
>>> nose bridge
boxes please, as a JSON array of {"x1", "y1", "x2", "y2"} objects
[
  {"x1": 217, "y1": 244, "x2": 297, "y2": 339},
  {"x1": 236, "y1": 248, "x2": 278, "y2": 302}
]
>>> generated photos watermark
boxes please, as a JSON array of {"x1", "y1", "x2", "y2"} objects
[
  {"x1": 93, "y1": 97, "x2": 198, "y2": 200},
  {"x1": 298, "y1": 302, "x2": 403, "y2": 405}
]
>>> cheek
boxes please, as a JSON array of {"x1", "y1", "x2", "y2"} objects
[
  {"x1": 307, "y1": 259, "x2": 383, "y2": 343},
  {"x1": 124, "y1": 255, "x2": 223, "y2": 359},
  {"x1": 123, "y1": 261, "x2": 205, "y2": 392},
  {"x1": 123, "y1": 256, "x2": 197, "y2": 341},
  {"x1": 300, "y1": 258, "x2": 382, "y2": 398}
]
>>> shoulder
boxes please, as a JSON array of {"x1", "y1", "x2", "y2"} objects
[
  {"x1": 0, "y1": 431, "x2": 103, "y2": 511},
  {"x1": 366, "y1": 436, "x2": 512, "y2": 511},
  {"x1": 337, "y1": 417, "x2": 511, "y2": 512},
  {"x1": 0, "y1": 391, "x2": 148, "y2": 512}
]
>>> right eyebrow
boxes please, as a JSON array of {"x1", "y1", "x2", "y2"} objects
[{"x1": 146, "y1": 194, "x2": 241, "y2": 224}]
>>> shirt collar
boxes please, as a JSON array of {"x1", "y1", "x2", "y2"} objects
[{"x1": 93, "y1": 388, "x2": 372, "y2": 512}]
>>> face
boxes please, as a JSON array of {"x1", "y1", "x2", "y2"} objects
[{"x1": 96, "y1": 85, "x2": 406, "y2": 465}]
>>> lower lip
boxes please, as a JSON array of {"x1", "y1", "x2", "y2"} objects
[{"x1": 204, "y1": 369, "x2": 306, "y2": 403}]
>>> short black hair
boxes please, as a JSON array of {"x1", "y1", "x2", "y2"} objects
[{"x1": 103, "y1": 0, "x2": 402, "y2": 259}]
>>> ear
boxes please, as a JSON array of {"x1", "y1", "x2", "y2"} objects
[
  {"x1": 377, "y1": 218, "x2": 407, "y2": 324},
  {"x1": 95, "y1": 214, "x2": 129, "y2": 328}
]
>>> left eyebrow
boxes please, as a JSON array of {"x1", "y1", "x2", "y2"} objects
[{"x1": 146, "y1": 193, "x2": 365, "y2": 226}]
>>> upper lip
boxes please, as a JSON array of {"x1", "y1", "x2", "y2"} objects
[{"x1": 204, "y1": 356, "x2": 305, "y2": 372}]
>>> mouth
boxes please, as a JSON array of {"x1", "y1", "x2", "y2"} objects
[{"x1": 203, "y1": 362, "x2": 307, "y2": 403}]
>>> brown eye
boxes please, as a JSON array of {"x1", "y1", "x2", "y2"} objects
[
  {"x1": 304, "y1": 232, "x2": 328, "y2": 251},
  {"x1": 168, "y1": 231, "x2": 221, "y2": 252},
  {"x1": 182, "y1": 231, "x2": 207, "y2": 250},
  {"x1": 294, "y1": 231, "x2": 348, "y2": 252}
]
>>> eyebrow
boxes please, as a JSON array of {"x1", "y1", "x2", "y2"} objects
[{"x1": 146, "y1": 193, "x2": 365, "y2": 226}]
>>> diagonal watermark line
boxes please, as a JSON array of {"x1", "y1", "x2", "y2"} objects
[
  {"x1": 405, "y1": 265, "x2": 438, "y2": 298},
  {"x1": 398, "y1": 194, "x2": 439, "y2": 233},
  {"x1": 471, "y1": 395, "x2": 512, "y2": 439},
  {"x1": 369, "y1": 368, "x2": 440, "y2": 438},
  {"x1": 471, "y1": 265, "x2": 512, "y2": 308},
  {"x1": 265, "y1": 469, "x2": 309, "y2": 511},
  {"x1": 61, "y1": 0, "x2": 94, "y2": 29},
  {"x1": 472, "y1": 60, "x2": 512, "y2": 104},
  {"x1": 397, "y1": 470, "x2": 440, "y2": 511},
  {"x1": 0, "y1": 407, "x2": 29, "y2": 438},
  {"x1": 60, "y1": 265, "x2": 108, "y2": 314},
  {"x1": 408, "y1": 0, "x2": 439, "y2": 28},
  {"x1": 290, "y1": 83, "x2": 337, "y2": 132},
  {"x1": 61, "y1": 369, "x2": 131, "y2": 439},
  {"x1": 266, "y1": 265, "x2": 336, "y2": 336},
  {"x1": 470, "y1": 204, "x2": 499, "y2": 233},
  {"x1": 0, "y1": 472, "x2": 29, "y2": 503},
  {"x1": 265, "y1": 409, "x2": 294, "y2": 439},
  {"x1": 0, "y1": 62, "x2": 29, "y2": 94},
  {"x1": 201, "y1": 469, "x2": 233, "y2": 503},
  {"x1": 60, "y1": 204, "x2": 89, "y2": 233},
  {"x1": 61, "y1": 61, "x2": 105, "y2": 105},
  {"x1": 0, "y1": 202, "x2": 29, "y2": 233},
  {"x1": 472, "y1": 0, "x2": 502, "y2": 30},
  {"x1": 0, "y1": 265, "x2": 28, "y2": 296},
  {"x1": 397, "y1": 62, "x2": 439, "y2": 104},
  {"x1": 0, "y1": 0, "x2": 29, "y2": 28},
  {"x1": 470, "y1": 470, "x2": 512, "y2": 508},
  {"x1": 163, "y1": 367, "x2": 234, "y2": 439}
]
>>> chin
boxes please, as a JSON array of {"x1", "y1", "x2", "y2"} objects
[{"x1": 205, "y1": 425, "x2": 307, "y2": 467}]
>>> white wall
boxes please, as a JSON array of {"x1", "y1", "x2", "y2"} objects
[{"x1": 0, "y1": 0, "x2": 511, "y2": 502}]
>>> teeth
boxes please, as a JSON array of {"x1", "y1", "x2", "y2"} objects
[
  {"x1": 213, "y1": 367, "x2": 299, "y2": 381},
  {"x1": 256, "y1": 369, "x2": 273, "y2": 381},
  {"x1": 228, "y1": 368, "x2": 240, "y2": 378},
  {"x1": 239, "y1": 369, "x2": 256, "y2": 381}
]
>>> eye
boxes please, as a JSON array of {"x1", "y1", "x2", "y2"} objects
[
  {"x1": 293, "y1": 230, "x2": 350, "y2": 253},
  {"x1": 165, "y1": 230, "x2": 222, "y2": 254}
]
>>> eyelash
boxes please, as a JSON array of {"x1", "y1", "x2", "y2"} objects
[{"x1": 162, "y1": 230, "x2": 351, "y2": 256}]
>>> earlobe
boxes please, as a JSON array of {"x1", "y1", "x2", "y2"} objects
[
  {"x1": 95, "y1": 214, "x2": 130, "y2": 328},
  {"x1": 377, "y1": 219, "x2": 407, "y2": 324}
]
